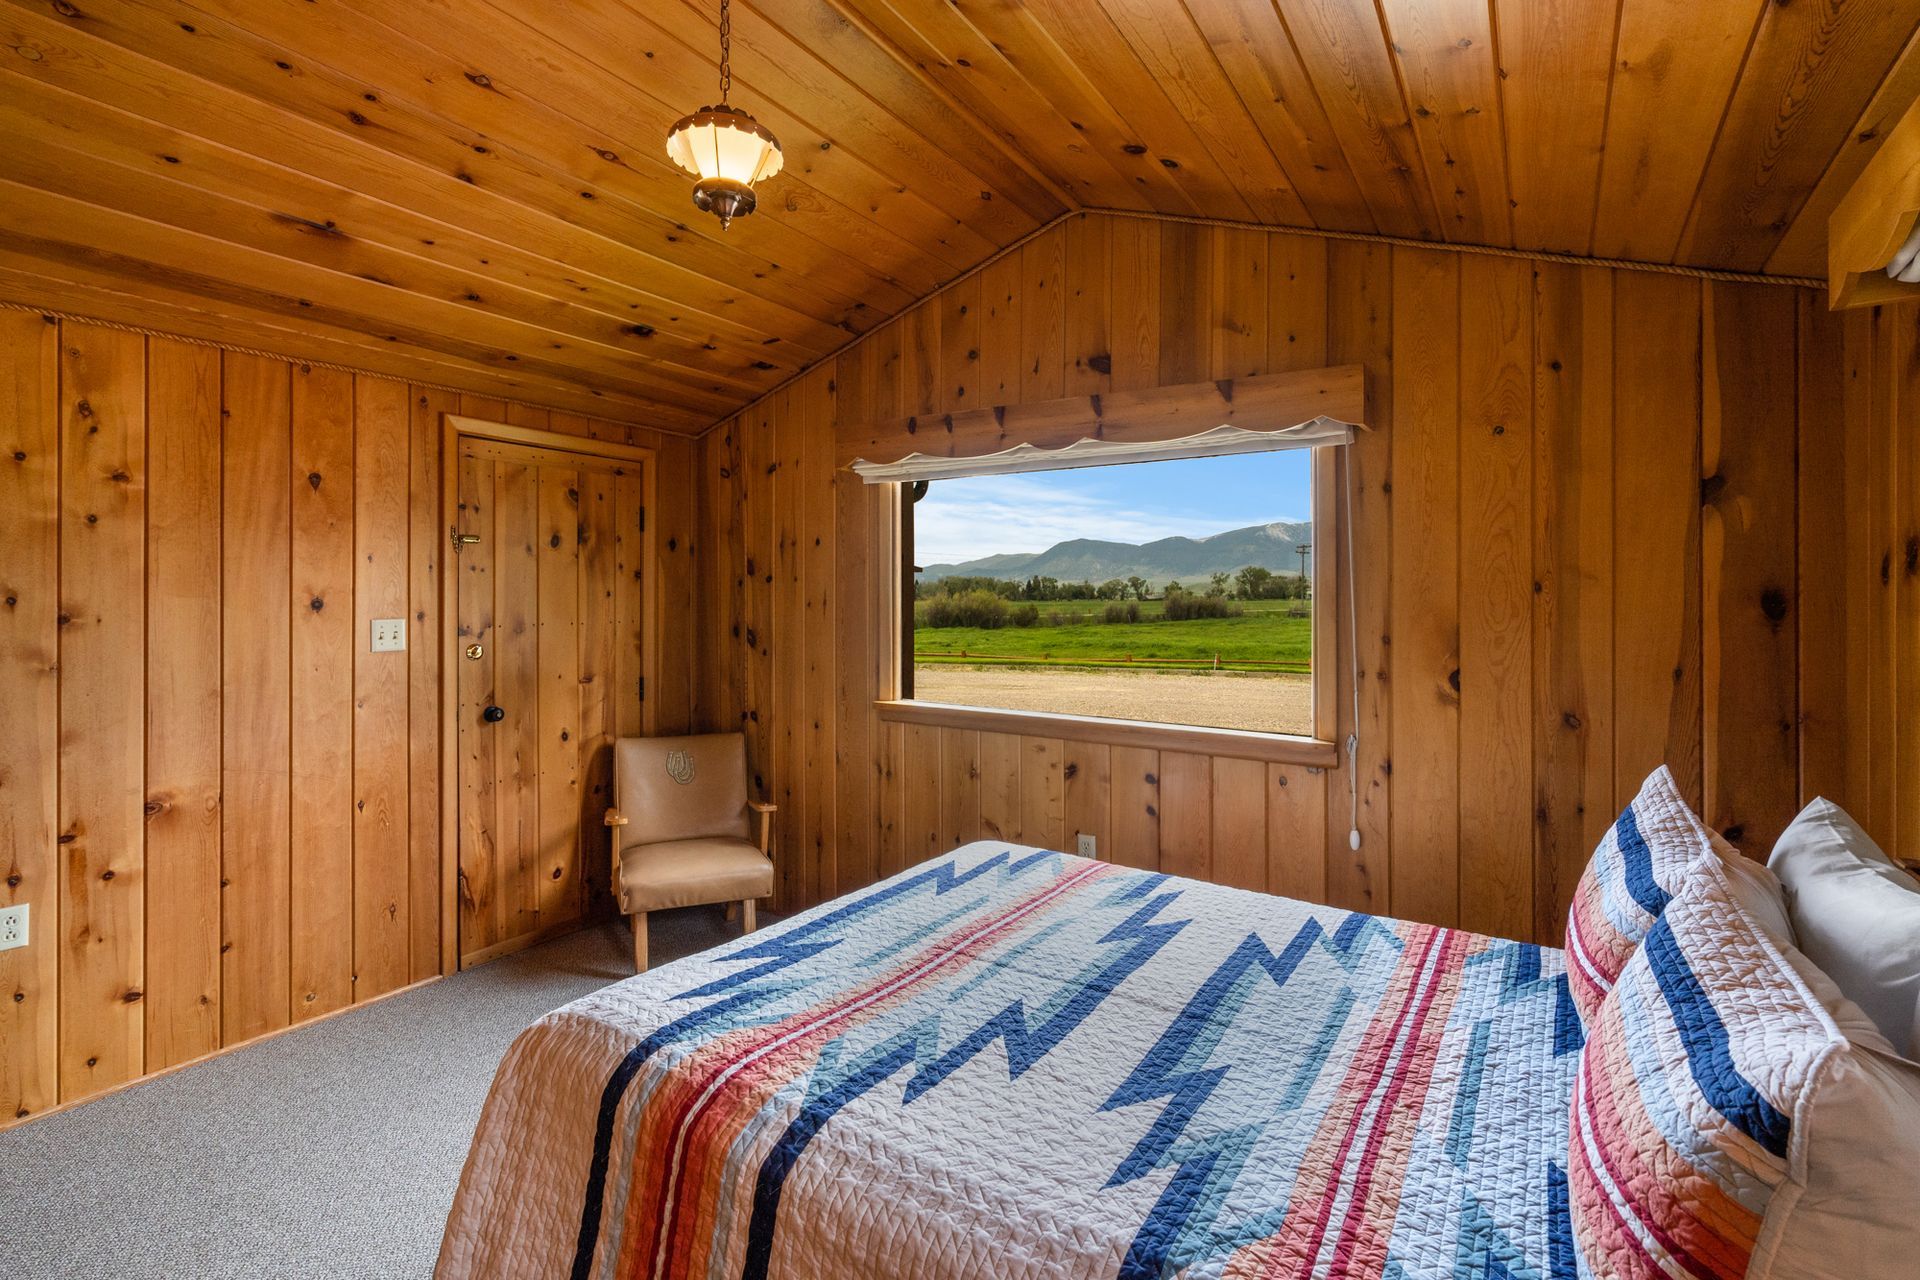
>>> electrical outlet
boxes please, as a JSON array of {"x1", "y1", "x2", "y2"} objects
[
  {"x1": 0, "y1": 903, "x2": 27, "y2": 952},
  {"x1": 370, "y1": 618, "x2": 407, "y2": 652},
  {"x1": 1076, "y1": 832, "x2": 1098, "y2": 859}
]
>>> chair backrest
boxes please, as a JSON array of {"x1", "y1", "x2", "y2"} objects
[{"x1": 614, "y1": 732, "x2": 751, "y2": 848}]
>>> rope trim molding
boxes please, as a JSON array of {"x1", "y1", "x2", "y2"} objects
[
  {"x1": 0, "y1": 299, "x2": 653, "y2": 435},
  {"x1": 1093, "y1": 208, "x2": 1822, "y2": 289},
  {"x1": 697, "y1": 208, "x2": 1822, "y2": 438}
]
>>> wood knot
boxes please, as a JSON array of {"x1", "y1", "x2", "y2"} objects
[
  {"x1": 1759, "y1": 587, "x2": 1788, "y2": 626},
  {"x1": 1563, "y1": 711, "x2": 1582, "y2": 730},
  {"x1": 1086, "y1": 353, "x2": 1112, "y2": 375},
  {"x1": 465, "y1": 71, "x2": 494, "y2": 88}
]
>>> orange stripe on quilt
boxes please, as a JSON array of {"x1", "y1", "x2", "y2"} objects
[{"x1": 1218, "y1": 924, "x2": 1449, "y2": 1280}]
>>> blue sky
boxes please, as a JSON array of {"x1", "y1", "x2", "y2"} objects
[{"x1": 915, "y1": 451, "x2": 1313, "y2": 565}]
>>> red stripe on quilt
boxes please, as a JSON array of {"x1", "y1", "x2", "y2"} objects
[{"x1": 617, "y1": 859, "x2": 1113, "y2": 1279}]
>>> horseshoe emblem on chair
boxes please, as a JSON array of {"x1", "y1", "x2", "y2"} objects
[{"x1": 664, "y1": 749, "x2": 696, "y2": 786}]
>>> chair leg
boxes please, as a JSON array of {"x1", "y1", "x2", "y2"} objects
[
  {"x1": 723, "y1": 900, "x2": 739, "y2": 923},
  {"x1": 742, "y1": 899, "x2": 756, "y2": 934},
  {"x1": 631, "y1": 911, "x2": 649, "y2": 974}
]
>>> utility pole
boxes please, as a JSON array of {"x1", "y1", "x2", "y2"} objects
[{"x1": 1296, "y1": 543, "x2": 1311, "y2": 598}]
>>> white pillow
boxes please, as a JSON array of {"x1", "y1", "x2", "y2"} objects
[
  {"x1": 1719, "y1": 844, "x2": 1796, "y2": 945},
  {"x1": 1769, "y1": 798, "x2": 1920, "y2": 1060}
]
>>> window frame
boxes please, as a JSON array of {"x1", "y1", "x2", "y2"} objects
[{"x1": 882, "y1": 446, "x2": 1341, "y2": 767}]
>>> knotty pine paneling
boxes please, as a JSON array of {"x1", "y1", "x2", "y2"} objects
[
  {"x1": 0, "y1": 317, "x2": 694, "y2": 1127},
  {"x1": 695, "y1": 212, "x2": 1920, "y2": 937}
]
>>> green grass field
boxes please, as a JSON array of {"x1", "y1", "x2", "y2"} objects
[{"x1": 914, "y1": 599, "x2": 1313, "y2": 671}]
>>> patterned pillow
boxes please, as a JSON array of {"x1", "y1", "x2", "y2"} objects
[
  {"x1": 1569, "y1": 856, "x2": 1920, "y2": 1280},
  {"x1": 1564, "y1": 766, "x2": 1719, "y2": 1023}
]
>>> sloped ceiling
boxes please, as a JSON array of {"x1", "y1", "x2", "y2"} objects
[{"x1": 2, "y1": 0, "x2": 1916, "y2": 430}]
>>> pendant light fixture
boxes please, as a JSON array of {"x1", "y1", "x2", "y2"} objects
[{"x1": 665, "y1": 0, "x2": 783, "y2": 230}]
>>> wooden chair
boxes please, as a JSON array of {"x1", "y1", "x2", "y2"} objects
[{"x1": 603, "y1": 732, "x2": 774, "y2": 972}]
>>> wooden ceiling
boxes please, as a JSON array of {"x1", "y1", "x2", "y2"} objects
[{"x1": 4, "y1": 0, "x2": 1918, "y2": 431}]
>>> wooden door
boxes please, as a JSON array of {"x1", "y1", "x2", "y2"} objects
[{"x1": 453, "y1": 436, "x2": 644, "y2": 967}]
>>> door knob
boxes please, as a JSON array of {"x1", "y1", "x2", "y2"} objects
[
  {"x1": 464, "y1": 643, "x2": 484, "y2": 660},
  {"x1": 482, "y1": 705, "x2": 505, "y2": 723}
]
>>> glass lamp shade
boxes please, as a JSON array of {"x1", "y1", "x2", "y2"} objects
[{"x1": 665, "y1": 105, "x2": 783, "y2": 227}]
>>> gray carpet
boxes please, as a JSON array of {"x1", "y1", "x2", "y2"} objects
[{"x1": 0, "y1": 907, "x2": 759, "y2": 1279}]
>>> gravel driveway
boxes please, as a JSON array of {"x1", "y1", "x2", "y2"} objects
[{"x1": 912, "y1": 666, "x2": 1313, "y2": 736}]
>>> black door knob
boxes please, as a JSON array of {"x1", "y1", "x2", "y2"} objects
[{"x1": 482, "y1": 705, "x2": 505, "y2": 723}]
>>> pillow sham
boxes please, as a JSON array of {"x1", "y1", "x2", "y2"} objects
[
  {"x1": 1569, "y1": 856, "x2": 1920, "y2": 1280},
  {"x1": 1769, "y1": 798, "x2": 1920, "y2": 1060},
  {"x1": 1565, "y1": 765, "x2": 1721, "y2": 1023}
]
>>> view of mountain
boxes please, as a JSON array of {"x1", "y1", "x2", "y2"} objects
[{"x1": 918, "y1": 521, "x2": 1311, "y2": 589}]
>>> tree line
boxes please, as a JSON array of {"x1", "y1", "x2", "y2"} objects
[{"x1": 915, "y1": 565, "x2": 1307, "y2": 604}]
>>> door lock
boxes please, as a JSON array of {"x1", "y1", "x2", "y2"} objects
[
  {"x1": 464, "y1": 643, "x2": 484, "y2": 660},
  {"x1": 451, "y1": 531, "x2": 482, "y2": 552},
  {"x1": 482, "y1": 705, "x2": 505, "y2": 723}
]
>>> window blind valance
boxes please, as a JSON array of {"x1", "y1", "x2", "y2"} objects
[{"x1": 850, "y1": 417, "x2": 1357, "y2": 484}]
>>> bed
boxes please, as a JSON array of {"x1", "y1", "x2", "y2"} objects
[{"x1": 438, "y1": 842, "x2": 1579, "y2": 1278}]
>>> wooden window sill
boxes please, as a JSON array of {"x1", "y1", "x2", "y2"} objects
[{"x1": 874, "y1": 700, "x2": 1340, "y2": 768}]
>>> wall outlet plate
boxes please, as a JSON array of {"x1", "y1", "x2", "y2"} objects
[
  {"x1": 370, "y1": 618, "x2": 407, "y2": 652},
  {"x1": 1076, "y1": 833, "x2": 1098, "y2": 859},
  {"x1": 0, "y1": 903, "x2": 27, "y2": 952}
]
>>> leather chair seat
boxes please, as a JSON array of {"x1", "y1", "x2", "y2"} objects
[{"x1": 618, "y1": 836, "x2": 773, "y2": 914}]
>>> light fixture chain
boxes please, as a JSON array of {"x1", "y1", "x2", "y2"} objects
[{"x1": 718, "y1": 0, "x2": 731, "y2": 105}]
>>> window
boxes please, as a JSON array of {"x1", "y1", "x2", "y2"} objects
[{"x1": 900, "y1": 448, "x2": 1323, "y2": 738}]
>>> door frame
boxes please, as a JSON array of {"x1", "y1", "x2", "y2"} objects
[{"x1": 437, "y1": 414, "x2": 659, "y2": 974}]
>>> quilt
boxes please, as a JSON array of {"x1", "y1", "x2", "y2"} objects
[{"x1": 437, "y1": 843, "x2": 1583, "y2": 1279}]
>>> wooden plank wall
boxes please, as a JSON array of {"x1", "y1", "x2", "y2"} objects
[
  {"x1": 0, "y1": 314, "x2": 698, "y2": 1126},
  {"x1": 694, "y1": 212, "x2": 1920, "y2": 939}
]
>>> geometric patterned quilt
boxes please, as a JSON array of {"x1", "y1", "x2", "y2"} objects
[{"x1": 436, "y1": 843, "x2": 1583, "y2": 1279}]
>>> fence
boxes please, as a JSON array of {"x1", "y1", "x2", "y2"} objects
[{"x1": 912, "y1": 649, "x2": 1311, "y2": 675}]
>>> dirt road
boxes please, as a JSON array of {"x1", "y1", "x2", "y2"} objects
[{"x1": 912, "y1": 666, "x2": 1312, "y2": 736}]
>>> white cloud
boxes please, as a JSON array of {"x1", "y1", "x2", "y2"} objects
[{"x1": 913, "y1": 473, "x2": 1301, "y2": 566}]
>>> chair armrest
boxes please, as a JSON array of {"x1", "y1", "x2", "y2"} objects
[
  {"x1": 604, "y1": 809, "x2": 629, "y2": 827},
  {"x1": 749, "y1": 801, "x2": 775, "y2": 856}
]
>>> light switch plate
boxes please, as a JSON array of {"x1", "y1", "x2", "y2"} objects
[
  {"x1": 370, "y1": 618, "x2": 407, "y2": 652},
  {"x1": 1076, "y1": 833, "x2": 1098, "y2": 859},
  {"x1": 0, "y1": 903, "x2": 27, "y2": 952}
]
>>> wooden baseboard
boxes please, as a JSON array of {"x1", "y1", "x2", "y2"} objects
[
  {"x1": 1, "y1": 974, "x2": 441, "y2": 1133},
  {"x1": 457, "y1": 914, "x2": 595, "y2": 969}
]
